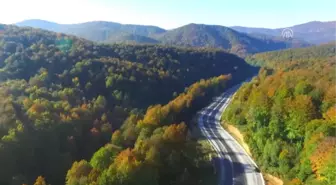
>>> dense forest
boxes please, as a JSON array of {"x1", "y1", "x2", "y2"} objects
[
  {"x1": 223, "y1": 43, "x2": 336, "y2": 185},
  {"x1": 0, "y1": 24, "x2": 257, "y2": 185},
  {"x1": 65, "y1": 74, "x2": 231, "y2": 185}
]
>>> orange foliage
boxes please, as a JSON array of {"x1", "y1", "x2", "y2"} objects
[
  {"x1": 114, "y1": 148, "x2": 140, "y2": 172},
  {"x1": 267, "y1": 87, "x2": 276, "y2": 97},
  {"x1": 28, "y1": 103, "x2": 45, "y2": 114},
  {"x1": 310, "y1": 137, "x2": 336, "y2": 178},
  {"x1": 323, "y1": 106, "x2": 336, "y2": 121},
  {"x1": 60, "y1": 113, "x2": 71, "y2": 122},
  {"x1": 81, "y1": 103, "x2": 88, "y2": 109},
  {"x1": 23, "y1": 98, "x2": 33, "y2": 109},
  {"x1": 139, "y1": 75, "x2": 230, "y2": 128},
  {"x1": 163, "y1": 123, "x2": 187, "y2": 143}
]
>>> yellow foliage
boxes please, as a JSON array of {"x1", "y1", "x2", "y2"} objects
[
  {"x1": 279, "y1": 149, "x2": 289, "y2": 159},
  {"x1": 114, "y1": 148, "x2": 140, "y2": 173},
  {"x1": 71, "y1": 112, "x2": 80, "y2": 120},
  {"x1": 163, "y1": 123, "x2": 187, "y2": 143},
  {"x1": 142, "y1": 105, "x2": 163, "y2": 126},
  {"x1": 323, "y1": 106, "x2": 336, "y2": 122},
  {"x1": 267, "y1": 87, "x2": 276, "y2": 97},
  {"x1": 34, "y1": 176, "x2": 47, "y2": 185},
  {"x1": 28, "y1": 103, "x2": 44, "y2": 114},
  {"x1": 324, "y1": 86, "x2": 336, "y2": 103},
  {"x1": 60, "y1": 113, "x2": 71, "y2": 122},
  {"x1": 310, "y1": 137, "x2": 336, "y2": 178}
]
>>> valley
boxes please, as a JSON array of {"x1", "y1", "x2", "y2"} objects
[{"x1": 0, "y1": 5, "x2": 334, "y2": 185}]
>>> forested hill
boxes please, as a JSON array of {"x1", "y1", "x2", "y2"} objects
[
  {"x1": 246, "y1": 42, "x2": 336, "y2": 68},
  {"x1": 0, "y1": 24, "x2": 257, "y2": 185},
  {"x1": 231, "y1": 21, "x2": 336, "y2": 44},
  {"x1": 154, "y1": 23, "x2": 309, "y2": 57},
  {"x1": 16, "y1": 19, "x2": 166, "y2": 42},
  {"x1": 16, "y1": 19, "x2": 310, "y2": 57},
  {"x1": 223, "y1": 43, "x2": 336, "y2": 185}
]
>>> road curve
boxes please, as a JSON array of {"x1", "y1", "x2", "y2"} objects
[{"x1": 197, "y1": 82, "x2": 265, "y2": 185}]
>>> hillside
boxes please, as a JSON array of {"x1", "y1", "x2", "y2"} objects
[
  {"x1": 16, "y1": 20, "x2": 310, "y2": 57},
  {"x1": 155, "y1": 23, "x2": 309, "y2": 57},
  {"x1": 231, "y1": 21, "x2": 336, "y2": 44},
  {"x1": 223, "y1": 44, "x2": 336, "y2": 185},
  {"x1": 0, "y1": 24, "x2": 257, "y2": 185},
  {"x1": 246, "y1": 42, "x2": 336, "y2": 68},
  {"x1": 16, "y1": 19, "x2": 166, "y2": 42}
]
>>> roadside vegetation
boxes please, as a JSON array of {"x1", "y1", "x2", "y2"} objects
[{"x1": 222, "y1": 43, "x2": 336, "y2": 185}]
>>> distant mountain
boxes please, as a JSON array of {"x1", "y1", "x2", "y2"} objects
[
  {"x1": 17, "y1": 19, "x2": 166, "y2": 43},
  {"x1": 16, "y1": 19, "x2": 61, "y2": 31},
  {"x1": 231, "y1": 21, "x2": 336, "y2": 44},
  {"x1": 16, "y1": 19, "x2": 311, "y2": 57},
  {"x1": 106, "y1": 33, "x2": 160, "y2": 44},
  {"x1": 154, "y1": 23, "x2": 310, "y2": 57}
]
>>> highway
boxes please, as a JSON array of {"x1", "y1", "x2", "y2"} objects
[{"x1": 197, "y1": 82, "x2": 265, "y2": 185}]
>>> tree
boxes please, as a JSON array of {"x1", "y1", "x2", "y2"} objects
[
  {"x1": 310, "y1": 137, "x2": 336, "y2": 179},
  {"x1": 93, "y1": 96, "x2": 107, "y2": 111},
  {"x1": 294, "y1": 81, "x2": 312, "y2": 96},
  {"x1": 34, "y1": 176, "x2": 47, "y2": 185},
  {"x1": 320, "y1": 157, "x2": 336, "y2": 185},
  {"x1": 90, "y1": 144, "x2": 119, "y2": 171},
  {"x1": 66, "y1": 160, "x2": 92, "y2": 185},
  {"x1": 111, "y1": 130, "x2": 122, "y2": 146},
  {"x1": 285, "y1": 95, "x2": 317, "y2": 141},
  {"x1": 323, "y1": 106, "x2": 336, "y2": 122}
]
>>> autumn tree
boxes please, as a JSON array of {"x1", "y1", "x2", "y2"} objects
[{"x1": 34, "y1": 176, "x2": 47, "y2": 185}]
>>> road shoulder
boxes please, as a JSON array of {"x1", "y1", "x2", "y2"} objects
[{"x1": 221, "y1": 122, "x2": 284, "y2": 185}]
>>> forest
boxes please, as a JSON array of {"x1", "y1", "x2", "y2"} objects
[
  {"x1": 0, "y1": 24, "x2": 257, "y2": 184},
  {"x1": 17, "y1": 20, "x2": 311, "y2": 58},
  {"x1": 223, "y1": 43, "x2": 336, "y2": 185}
]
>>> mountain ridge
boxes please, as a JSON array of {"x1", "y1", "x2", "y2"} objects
[
  {"x1": 17, "y1": 19, "x2": 331, "y2": 56},
  {"x1": 231, "y1": 20, "x2": 336, "y2": 44}
]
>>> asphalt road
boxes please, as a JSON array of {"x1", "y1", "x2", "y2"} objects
[{"x1": 197, "y1": 83, "x2": 265, "y2": 185}]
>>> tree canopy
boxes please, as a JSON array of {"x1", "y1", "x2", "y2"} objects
[
  {"x1": 223, "y1": 43, "x2": 336, "y2": 185},
  {"x1": 0, "y1": 24, "x2": 256, "y2": 184}
]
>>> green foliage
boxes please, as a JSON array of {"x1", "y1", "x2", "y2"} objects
[
  {"x1": 65, "y1": 75, "x2": 231, "y2": 185},
  {"x1": 0, "y1": 25, "x2": 256, "y2": 185},
  {"x1": 89, "y1": 144, "x2": 120, "y2": 171},
  {"x1": 66, "y1": 160, "x2": 92, "y2": 185},
  {"x1": 155, "y1": 24, "x2": 309, "y2": 57},
  {"x1": 224, "y1": 44, "x2": 336, "y2": 184}
]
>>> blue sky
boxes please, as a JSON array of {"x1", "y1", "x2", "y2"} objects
[{"x1": 1, "y1": 0, "x2": 335, "y2": 29}]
